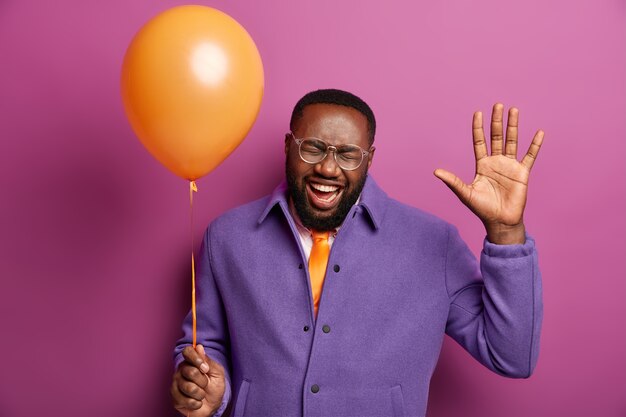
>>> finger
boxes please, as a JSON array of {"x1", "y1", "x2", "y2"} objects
[
  {"x1": 490, "y1": 103, "x2": 504, "y2": 155},
  {"x1": 505, "y1": 107, "x2": 519, "y2": 159},
  {"x1": 472, "y1": 111, "x2": 488, "y2": 161},
  {"x1": 434, "y1": 169, "x2": 471, "y2": 204},
  {"x1": 180, "y1": 363, "x2": 209, "y2": 389},
  {"x1": 171, "y1": 378, "x2": 203, "y2": 411},
  {"x1": 521, "y1": 130, "x2": 544, "y2": 170},
  {"x1": 182, "y1": 345, "x2": 210, "y2": 373},
  {"x1": 177, "y1": 376, "x2": 207, "y2": 402}
]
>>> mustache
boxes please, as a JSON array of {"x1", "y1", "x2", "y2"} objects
[{"x1": 304, "y1": 175, "x2": 345, "y2": 186}]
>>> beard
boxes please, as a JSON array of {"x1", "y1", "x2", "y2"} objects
[{"x1": 286, "y1": 164, "x2": 367, "y2": 232}]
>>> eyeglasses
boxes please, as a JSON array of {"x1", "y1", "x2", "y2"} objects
[{"x1": 288, "y1": 132, "x2": 372, "y2": 171}]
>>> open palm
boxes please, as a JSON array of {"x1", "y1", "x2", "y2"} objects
[{"x1": 435, "y1": 104, "x2": 544, "y2": 244}]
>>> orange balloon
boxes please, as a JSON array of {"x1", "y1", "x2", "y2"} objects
[{"x1": 121, "y1": 5, "x2": 264, "y2": 180}]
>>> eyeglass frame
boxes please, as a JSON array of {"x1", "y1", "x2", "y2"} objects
[{"x1": 287, "y1": 132, "x2": 373, "y2": 171}]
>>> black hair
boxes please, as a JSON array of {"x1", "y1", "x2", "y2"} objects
[{"x1": 289, "y1": 89, "x2": 376, "y2": 145}]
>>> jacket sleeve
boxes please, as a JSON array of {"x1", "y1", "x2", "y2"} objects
[
  {"x1": 444, "y1": 224, "x2": 543, "y2": 378},
  {"x1": 173, "y1": 224, "x2": 232, "y2": 416}
]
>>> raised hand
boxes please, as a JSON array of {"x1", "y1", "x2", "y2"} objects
[
  {"x1": 434, "y1": 103, "x2": 544, "y2": 245},
  {"x1": 171, "y1": 344, "x2": 226, "y2": 417}
]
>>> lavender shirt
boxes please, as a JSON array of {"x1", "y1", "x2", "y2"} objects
[{"x1": 174, "y1": 175, "x2": 543, "y2": 417}]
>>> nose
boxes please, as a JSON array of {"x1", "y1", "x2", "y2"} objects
[{"x1": 314, "y1": 148, "x2": 341, "y2": 177}]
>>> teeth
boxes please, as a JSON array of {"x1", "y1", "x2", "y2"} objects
[
  {"x1": 317, "y1": 194, "x2": 337, "y2": 202},
  {"x1": 310, "y1": 183, "x2": 339, "y2": 193}
]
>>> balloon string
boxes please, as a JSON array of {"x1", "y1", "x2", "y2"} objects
[
  {"x1": 188, "y1": 180, "x2": 198, "y2": 417},
  {"x1": 190, "y1": 180, "x2": 198, "y2": 348}
]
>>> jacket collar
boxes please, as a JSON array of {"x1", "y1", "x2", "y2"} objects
[{"x1": 257, "y1": 175, "x2": 387, "y2": 230}]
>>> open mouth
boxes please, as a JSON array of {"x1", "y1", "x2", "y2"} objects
[{"x1": 306, "y1": 181, "x2": 344, "y2": 210}]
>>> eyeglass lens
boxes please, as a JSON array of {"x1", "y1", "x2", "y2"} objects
[{"x1": 299, "y1": 138, "x2": 364, "y2": 170}]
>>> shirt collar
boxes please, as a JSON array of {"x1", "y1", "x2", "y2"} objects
[
  {"x1": 257, "y1": 175, "x2": 387, "y2": 230},
  {"x1": 358, "y1": 175, "x2": 387, "y2": 230}
]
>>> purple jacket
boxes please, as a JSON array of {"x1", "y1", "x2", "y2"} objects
[{"x1": 174, "y1": 176, "x2": 542, "y2": 417}]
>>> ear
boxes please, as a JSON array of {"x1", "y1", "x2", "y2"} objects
[
  {"x1": 285, "y1": 133, "x2": 291, "y2": 155},
  {"x1": 366, "y1": 146, "x2": 376, "y2": 169}
]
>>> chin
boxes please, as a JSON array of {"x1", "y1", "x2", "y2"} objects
[
  {"x1": 298, "y1": 194, "x2": 352, "y2": 231},
  {"x1": 286, "y1": 164, "x2": 367, "y2": 231}
]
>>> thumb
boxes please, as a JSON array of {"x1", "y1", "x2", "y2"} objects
[
  {"x1": 433, "y1": 169, "x2": 471, "y2": 204},
  {"x1": 195, "y1": 343, "x2": 206, "y2": 357},
  {"x1": 196, "y1": 345, "x2": 225, "y2": 378}
]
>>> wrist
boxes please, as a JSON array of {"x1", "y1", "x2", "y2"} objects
[{"x1": 484, "y1": 222, "x2": 526, "y2": 245}]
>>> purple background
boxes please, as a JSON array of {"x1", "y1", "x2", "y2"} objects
[{"x1": 1, "y1": 1, "x2": 624, "y2": 416}]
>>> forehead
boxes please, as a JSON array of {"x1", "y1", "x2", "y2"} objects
[{"x1": 295, "y1": 104, "x2": 369, "y2": 147}]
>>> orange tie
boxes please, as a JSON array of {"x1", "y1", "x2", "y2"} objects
[{"x1": 309, "y1": 230, "x2": 330, "y2": 317}]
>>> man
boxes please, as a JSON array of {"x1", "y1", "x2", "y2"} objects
[{"x1": 171, "y1": 89, "x2": 544, "y2": 417}]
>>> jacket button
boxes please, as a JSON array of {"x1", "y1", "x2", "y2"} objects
[
  {"x1": 311, "y1": 384, "x2": 320, "y2": 393},
  {"x1": 298, "y1": 263, "x2": 303, "y2": 269},
  {"x1": 303, "y1": 325, "x2": 310, "y2": 332},
  {"x1": 322, "y1": 325, "x2": 331, "y2": 333},
  {"x1": 333, "y1": 264, "x2": 340, "y2": 272}
]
